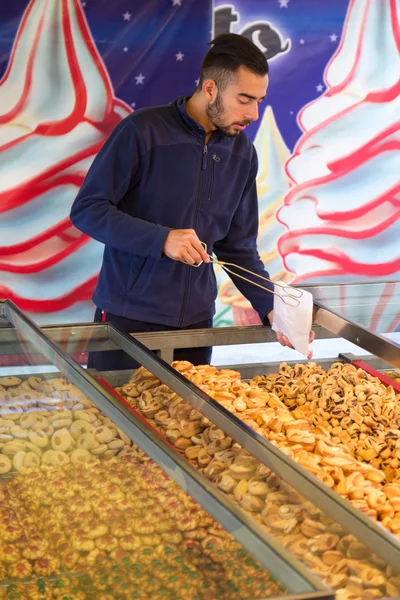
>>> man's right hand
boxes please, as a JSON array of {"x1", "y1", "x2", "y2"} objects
[{"x1": 163, "y1": 229, "x2": 210, "y2": 265}]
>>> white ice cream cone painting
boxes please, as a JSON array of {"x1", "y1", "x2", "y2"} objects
[
  {"x1": 277, "y1": 0, "x2": 400, "y2": 332},
  {"x1": 0, "y1": 0, "x2": 131, "y2": 324},
  {"x1": 217, "y1": 106, "x2": 292, "y2": 326}
]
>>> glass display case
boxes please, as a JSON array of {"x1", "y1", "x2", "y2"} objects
[
  {"x1": 2, "y1": 282, "x2": 400, "y2": 600},
  {"x1": 0, "y1": 300, "x2": 334, "y2": 600}
]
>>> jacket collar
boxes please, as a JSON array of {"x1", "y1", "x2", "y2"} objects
[{"x1": 173, "y1": 96, "x2": 224, "y2": 142}]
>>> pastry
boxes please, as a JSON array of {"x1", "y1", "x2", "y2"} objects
[
  {"x1": 51, "y1": 428, "x2": 73, "y2": 451},
  {"x1": 70, "y1": 448, "x2": 92, "y2": 464},
  {"x1": 76, "y1": 432, "x2": 96, "y2": 450},
  {"x1": 28, "y1": 430, "x2": 49, "y2": 448},
  {"x1": 0, "y1": 376, "x2": 21, "y2": 387},
  {"x1": 93, "y1": 426, "x2": 114, "y2": 444},
  {"x1": 7, "y1": 558, "x2": 33, "y2": 579}
]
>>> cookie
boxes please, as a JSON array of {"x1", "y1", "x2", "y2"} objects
[
  {"x1": 73, "y1": 410, "x2": 97, "y2": 424},
  {"x1": 91, "y1": 444, "x2": 108, "y2": 455},
  {"x1": 3, "y1": 440, "x2": 26, "y2": 456},
  {"x1": 117, "y1": 428, "x2": 131, "y2": 445},
  {"x1": 41, "y1": 450, "x2": 56, "y2": 465},
  {"x1": 0, "y1": 405, "x2": 22, "y2": 421},
  {"x1": 94, "y1": 426, "x2": 114, "y2": 444},
  {"x1": 12, "y1": 451, "x2": 27, "y2": 472},
  {"x1": 0, "y1": 454, "x2": 12, "y2": 474},
  {"x1": 28, "y1": 430, "x2": 49, "y2": 449},
  {"x1": 9, "y1": 393, "x2": 37, "y2": 409},
  {"x1": 19, "y1": 413, "x2": 37, "y2": 429},
  {"x1": 51, "y1": 428, "x2": 72, "y2": 452},
  {"x1": 108, "y1": 439, "x2": 125, "y2": 451},
  {"x1": 31, "y1": 416, "x2": 49, "y2": 431},
  {"x1": 70, "y1": 420, "x2": 94, "y2": 440},
  {"x1": 10, "y1": 426, "x2": 28, "y2": 440},
  {"x1": 50, "y1": 451, "x2": 70, "y2": 466},
  {"x1": 24, "y1": 441, "x2": 42, "y2": 457},
  {"x1": 0, "y1": 376, "x2": 22, "y2": 387},
  {"x1": 51, "y1": 418, "x2": 73, "y2": 430},
  {"x1": 38, "y1": 396, "x2": 61, "y2": 407},
  {"x1": 70, "y1": 449, "x2": 92, "y2": 464},
  {"x1": 76, "y1": 433, "x2": 96, "y2": 450},
  {"x1": 24, "y1": 452, "x2": 41, "y2": 468},
  {"x1": 27, "y1": 376, "x2": 43, "y2": 391}
]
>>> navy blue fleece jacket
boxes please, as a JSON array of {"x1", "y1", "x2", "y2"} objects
[{"x1": 70, "y1": 96, "x2": 274, "y2": 327}]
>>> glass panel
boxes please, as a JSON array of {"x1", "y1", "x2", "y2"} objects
[
  {"x1": 0, "y1": 304, "x2": 307, "y2": 600},
  {"x1": 307, "y1": 282, "x2": 400, "y2": 338}
]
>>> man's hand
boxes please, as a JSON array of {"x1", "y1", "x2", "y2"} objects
[
  {"x1": 163, "y1": 229, "x2": 210, "y2": 265},
  {"x1": 267, "y1": 310, "x2": 315, "y2": 360}
]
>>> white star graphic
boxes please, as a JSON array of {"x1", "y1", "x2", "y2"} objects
[
  {"x1": 172, "y1": 0, "x2": 182, "y2": 6},
  {"x1": 176, "y1": 51, "x2": 184, "y2": 61},
  {"x1": 300, "y1": 39, "x2": 305, "y2": 44},
  {"x1": 122, "y1": 11, "x2": 132, "y2": 21},
  {"x1": 81, "y1": 1, "x2": 86, "y2": 6},
  {"x1": 330, "y1": 33, "x2": 338, "y2": 42},
  {"x1": 290, "y1": 111, "x2": 294, "y2": 115},
  {"x1": 135, "y1": 73, "x2": 145, "y2": 85},
  {"x1": 195, "y1": 78, "x2": 200, "y2": 87},
  {"x1": 123, "y1": 47, "x2": 129, "y2": 52},
  {"x1": 278, "y1": 0, "x2": 289, "y2": 7},
  {"x1": 131, "y1": 102, "x2": 136, "y2": 108},
  {"x1": 316, "y1": 84, "x2": 324, "y2": 92}
]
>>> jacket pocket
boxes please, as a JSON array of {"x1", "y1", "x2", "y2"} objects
[{"x1": 127, "y1": 256, "x2": 151, "y2": 297}]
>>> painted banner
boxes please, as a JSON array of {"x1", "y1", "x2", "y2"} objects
[
  {"x1": 0, "y1": 0, "x2": 399, "y2": 334},
  {"x1": 0, "y1": 0, "x2": 212, "y2": 324},
  {"x1": 213, "y1": 0, "x2": 400, "y2": 333}
]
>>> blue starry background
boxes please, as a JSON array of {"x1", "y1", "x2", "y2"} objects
[{"x1": 0, "y1": 0, "x2": 350, "y2": 151}]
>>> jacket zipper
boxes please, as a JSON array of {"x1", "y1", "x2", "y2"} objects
[
  {"x1": 178, "y1": 142, "x2": 209, "y2": 327},
  {"x1": 207, "y1": 154, "x2": 219, "y2": 202}
]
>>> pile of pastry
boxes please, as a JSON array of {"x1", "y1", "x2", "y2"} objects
[
  {"x1": 0, "y1": 452, "x2": 281, "y2": 600},
  {"x1": 117, "y1": 361, "x2": 400, "y2": 600},
  {"x1": 384, "y1": 370, "x2": 400, "y2": 384},
  {"x1": 252, "y1": 362, "x2": 400, "y2": 482},
  {"x1": 0, "y1": 375, "x2": 132, "y2": 474}
]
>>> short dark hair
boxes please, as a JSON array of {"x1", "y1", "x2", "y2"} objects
[{"x1": 197, "y1": 33, "x2": 269, "y2": 91}]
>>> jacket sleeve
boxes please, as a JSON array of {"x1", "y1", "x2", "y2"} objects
[
  {"x1": 70, "y1": 119, "x2": 171, "y2": 260},
  {"x1": 213, "y1": 146, "x2": 274, "y2": 323}
]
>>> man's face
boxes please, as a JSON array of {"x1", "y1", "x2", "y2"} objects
[{"x1": 205, "y1": 66, "x2": 268, "y2": 137}]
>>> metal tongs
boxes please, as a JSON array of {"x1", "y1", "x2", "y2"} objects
[{"x1": 191, "y1": 242, "x2": 303, "y2": 307}]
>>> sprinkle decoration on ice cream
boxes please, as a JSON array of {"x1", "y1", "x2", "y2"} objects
[{"x1": 0, "y1": 0, "x2": 131, "y2": 321}]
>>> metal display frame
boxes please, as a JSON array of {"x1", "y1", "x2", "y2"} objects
[
  {"x1": 2, "y1": 294, "x2": 400, "y2": 589},
  {"x1": 0, "y1": 300, "x2": 334, "y2": 600}
]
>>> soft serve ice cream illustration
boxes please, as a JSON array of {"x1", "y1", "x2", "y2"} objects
[
  {"x1": 277, "y1": 0, "x2": 400, "y2": 331},
  {"x1": 217, "y1": 106, "x2": 291, "y2": 326},
  {"x1": 0, "y1": 0, "x2": 131, "y2": 323}
]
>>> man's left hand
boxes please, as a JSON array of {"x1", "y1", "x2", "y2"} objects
[{"x1": 267, "y1": 310, "x2": 315, "y2": 360}]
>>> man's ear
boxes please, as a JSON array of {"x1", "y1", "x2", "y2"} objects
[{"x1": 202, "y1": 79, "x2": 218, "y2": 102}]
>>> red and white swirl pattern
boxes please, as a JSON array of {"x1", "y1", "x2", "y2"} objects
[
  {"x1": 277, "y1": 0, "x2": 400, "y2": 289},
  {"x1": 0, "y1": 0, "x2": 131, "y2": 322}
]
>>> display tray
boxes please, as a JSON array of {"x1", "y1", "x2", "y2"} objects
[
  {"x1": 99, "y1": 358, "x2": 400, "y2": 599},
  {"x1": 0, "y1": 371, "x2": 312, "y2": 600}
]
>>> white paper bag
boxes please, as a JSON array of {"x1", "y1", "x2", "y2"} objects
[{"x1": 271, "y1": 281, "x2": 313, "y2": 356}]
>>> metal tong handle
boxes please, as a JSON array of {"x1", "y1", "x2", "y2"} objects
[{"x1": 192, "y1": 242, "x2": 302, "y2": 307}]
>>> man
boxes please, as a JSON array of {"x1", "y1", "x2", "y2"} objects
[{"x1": 71, "y1": 33, "x2": 313, "y2": 370}]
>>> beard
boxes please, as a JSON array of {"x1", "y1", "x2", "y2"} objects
[{"x1": 206, "y1": 92, "x2": 250, "y2": 137}]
